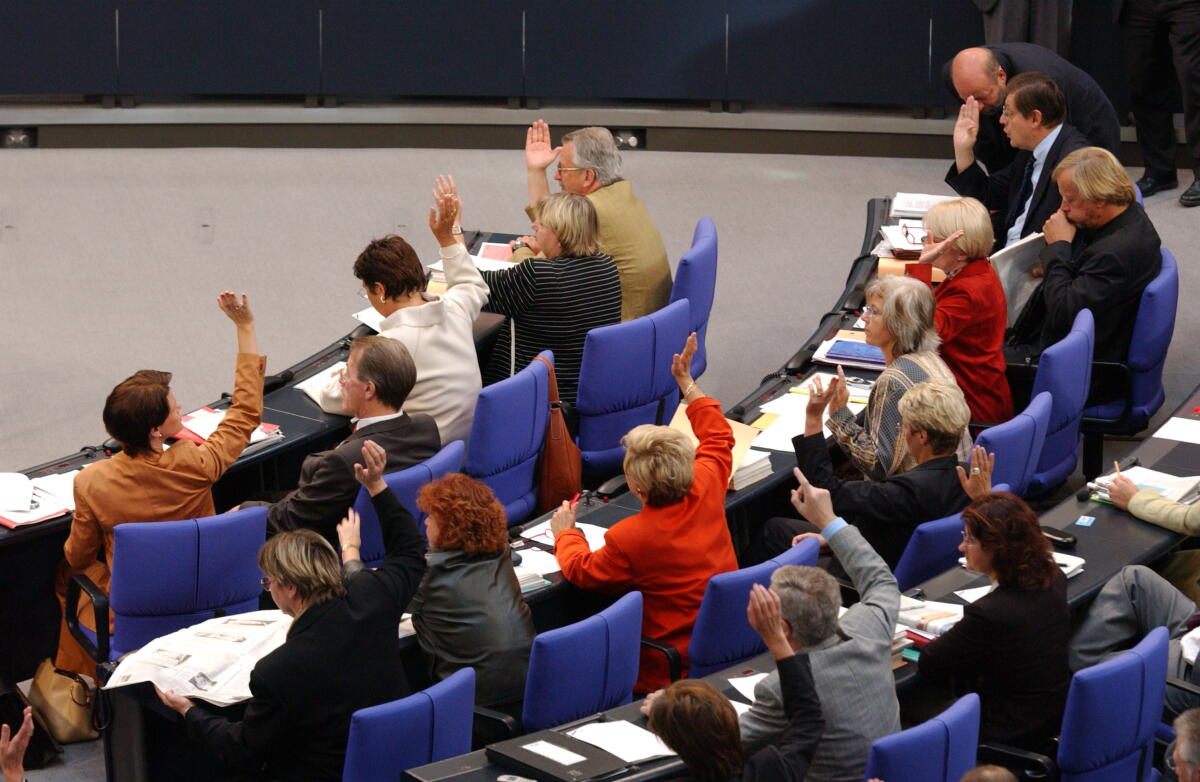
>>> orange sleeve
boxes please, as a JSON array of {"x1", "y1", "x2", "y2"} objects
[
  {"x1": 197, "y1": 353, "x2": 266, "y2": 481},
  {"x1": 64, "y1": 485, "x2": 102, "y2": 570},
  {"x1": 554, "y1": 527, "x2": 635, "y2": 592},
  {"x1": 686, "y1": 396, "x2": 734, "y2": 488}
]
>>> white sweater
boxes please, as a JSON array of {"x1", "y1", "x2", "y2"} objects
[{"x1": 318, "y1": 243, "x2": 489, "y2": 445}]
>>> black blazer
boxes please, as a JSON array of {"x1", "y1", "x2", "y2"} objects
[
  {"x1": 719, "y1": 654, "x2": 822, "y2": 782},
  {"x1": 186, "y1": 489, "x2": 428, "y2": 781},
  {"x1": 945, "y1": 123, "x2": 1090, "y2": 252},
  {"x1": 268, "y1": 413, "x2": 440, "y2": 548},
  {"x1": 941, "y1": 43, "x2": 1121, "y2": 172},
  {"x1": 918, "y1": 570, "x2": 1071, "y2": 753},
  {"x1": 793, "y1": 432, "x2": 969, "y2": 568}
]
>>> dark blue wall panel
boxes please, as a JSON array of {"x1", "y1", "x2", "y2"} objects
[{"x1": 0, "y1": 1, "x2": 118, "y2": 94}]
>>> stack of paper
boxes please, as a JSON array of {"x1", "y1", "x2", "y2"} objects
[
  {"x1": 812, "y1": 332, "x2": 886, "y2": 371},
  {"x1": 749, "y1": 375, "x2": 869, "y2": 451},
  {"x1": 175, "y1": 408, "x2": 283, "y2": 450},
  {"x1": 667, "y1": 403, "x2": 764, "y2": 490},
  {"x1": 957, "y1": 552, "x2": 1084, "y2": 578},
  {"x1": 897, "y1": 599, "x2": 964, "y2": 637},
  {"x1": 513, "y1": 566, "x2": 551, "y2": 593},
  {"x1": 0, "y1": 471, "x2": 75, "y2": 528},
  {"x1": 1090, "y1": 465, "x2": 1200, "y2": 504},
  {"x1": 731, "y1": 450, "x2": 773, "y2": 491},
  {"x1": 890, "y1": 193, "x2": 957, "y2": 219},
  {"x1": 520, "y1": 519, "x2": 608, "y2": 551},
  {"x1": 566, "y1": 720, "x2": 676, "y2": 763},
  {"x1": 879, "y1": 224, "x2": 926, "y2": 260}
]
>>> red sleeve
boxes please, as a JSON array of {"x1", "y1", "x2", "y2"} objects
[
  {"x1": 685, "y1": 396, "x2": 734, "y2": 488},
  {"x1": 934, "y1": 283, "x2": 976, "y2": 343},
  {"x1": 554, "y1": 527, "x2": 635, "y2": 592}
]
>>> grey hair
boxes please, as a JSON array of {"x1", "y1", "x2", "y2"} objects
[
  {"x1": 562, "y1": 127, "x2": 624, "y2": 186},
  {"x1": 1175, "y1": 709, "x2": 1200, "y2": 769},
  {"x1": 770, "y1": 565, "x2": 841, "y2": 647},
  {"x1": 960, "y1": 766, "x2": 1018, "y2": 782},
  {"x1": 864, "y1": 275, "x2": 941, "y2": 357}
]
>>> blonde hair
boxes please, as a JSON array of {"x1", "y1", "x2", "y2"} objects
[
  {"x1": 1053, "y1": 147, "x2": 1136, "y2": 206},
  {"x1": 258, "y1": 529, "x2": 346, "y2": 606},
  {"x1": 534, "y1": 192, "x2": 601, "y2": 257},
  {"x1": 898, "y1": 382, "x2": 970, "y2": 454},
  {"x1": 622, "y1": 424, "x2": 695, "y2": 507},
  {"x1": 923, "y1": 197, "x2": 994, "y2": 259},
  {"x1": 863, "y1": 275, "x2": 941, "y2": 357}
]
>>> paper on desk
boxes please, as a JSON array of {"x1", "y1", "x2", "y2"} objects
[
  {"x1": 352, "y1": 306, "x2": 385, "y2": 332},
  {"x1": 295, "y1": 362, "x2": 346, "y2": 408},
  {"x1": 566, "y1": 720, "x2": 677, "y2": 763},
  {"x1": 728, "y1": 672, "x2": 769, "y2": 702},
  {"x1": 668, "y1": 403, "x2": 761, "y2": 489},
  {"x1": 752, "y1": 392, "x2": 866, "y2": 451},
  {"x1": 1094, "y1": 465, "x2": 1200, "y2": 503},
  {"x1": 1154, "y1": 417, "x2": 1200, "y2": 446},
  {"x1": 730, "y1": 700, "x2": 753, "y2": 717},
  {"x1": 30, "y1": 470, "x2": 79, "y2": 511},
  {"x1": 515, "y1": 547, "x2": 562, "y2": 576},
  {"x1": 426, "y1": 254, "x2": 519, "y2": 274},
  {"x1": 954, "y1": 584, "x2": 996, "y2": 604},
  {"x1": 521, "y1": 519, "x2": 608, "y2": 551},
  {"x1": 0, "y1": 473, "x2": 33, "y2": 513}
]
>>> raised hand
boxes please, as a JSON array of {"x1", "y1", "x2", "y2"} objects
[
  {"x1": 828, "y1": 365, "x2": 850, "y2": 414},
  {"x1": 953, "y1": 97, "x2": 981, "y2": 156},
  {"x1": 789, "y1": 467, "x2": 837, "y2": 527},
  {"x1": 918, "y1": 229, "x2": 966, "y2": 266},
  {"x1": 671, "y1": 332, "x2": 699, "y2": 393},
  {"x1": 428, "y1": 181, "x2": 462, "y2": 248},
  {"x1": 747, "y1": 583, "x2": 792, "y2": 657},
  {"x1": 525, "y1": 120, "x2": 561, "y2": 173},
  {"x1": 805, "y1": 374, "x2": 835, "y2": 419},
  {"x1": 0, "y1": 706, "x2": 33, "y2": 782},
  {"x1": 353, "y1": 440, "x2": 388, "y2": 496},
  {"x1": 337, "y1": 508, "x2": 362, "y2": 557},
  {"x1": 955, "y1": 445, "x2": 995, "y2": 501},
  {"x1": 217, "y1": 291, "x2": 253, "y2": 326}
]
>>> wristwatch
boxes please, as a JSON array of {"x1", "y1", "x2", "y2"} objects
[
  {"x1": 451, "y1": 225, "x2": 463, "y2": 236},
  {"x1": 511, "y1": 241, "x2": 529, "y2": 251}
]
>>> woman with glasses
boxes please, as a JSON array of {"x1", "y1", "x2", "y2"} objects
[
  {"x1": 480, "y1": 191, "x2": 621, "y2": 407},
  {"x1": 315, "y1": 176, "x2": 488, "y2": 446},
  {"x1": 826, "y1": 275, "x2": 969, "y2": 479},
  {"x1": 918, "y1": 491, "x2": 1070, "y2": 755},
  {"x1": 918, "y1": 197, "x2": 1014, "y2": 424}
]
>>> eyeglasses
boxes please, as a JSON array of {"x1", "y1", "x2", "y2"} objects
[
  {"x1": 555, "y1": 166, "x2": 584, "y2": 176},
  {"x1": 260, "y1": 576, "x2": 272, "y2": 590},
  {"x1": 1167, "y1": 751, "x2": 1178, "y2": 773},
  {"x1": 862, "y1": 305, "x2": 879, "y2": 320},
  {"x1": 960, "y1": 530, "x2": 979, "y2": 546},
  {"x1": 358, "y1": 286, "x2": 369, "y2": 299}
]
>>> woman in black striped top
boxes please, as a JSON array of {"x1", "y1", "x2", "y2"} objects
[{"x1": 482, "y1": 192, "x2": 622, "y2": 405}]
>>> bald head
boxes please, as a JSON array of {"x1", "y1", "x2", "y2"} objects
[{"x1": 952, "y1": 47, "x2": 1007, "y2": 109}]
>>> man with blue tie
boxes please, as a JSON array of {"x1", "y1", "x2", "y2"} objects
[{"x1": 946, "y1": 71, "x2": 1089, "y2": 254}]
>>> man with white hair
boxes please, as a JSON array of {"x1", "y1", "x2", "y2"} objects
[
  {"x1": 514, "y1": 121, "x2": 671, "y2": 321},
  {"x1": 1172, "y1": 709, "x2": 1200, "y2": 782}
]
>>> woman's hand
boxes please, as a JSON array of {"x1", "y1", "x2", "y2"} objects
[
  {"x1": 918, "y1": 229, "x2": 965, "y2": 265},
  {"x1": 639, "y1": 688, "x2": 664, "y2": 717},
  {"x1": 337, "y1": 508, "x2": 362, "y2": 562},
  {"x1": 747, "y1": 583, "x2": 792, "y2": 658},
  {"x1": 550, "y1": 500, "x2": 577, "y2": 537},
  {"x1": 509, "y1": 235, "x2": 541, "y2": 254},
  {"x1": 805, "y1": 374, "x2": 834, "y2": 420},
  {"x1": 672, "y1": 332, "x2": 701, "y2": 399},
  {"x1": 217, "y1": 291, "x2": 253, "y2": 326},
  {"x1": 955, "y1": 445, "x2": 995, "y2": 501},
  {"x1": 827, "y1": 365, "x2": 850, "y2": 414},
  {"x1": 353, "y1": 440, "x2": 388, "y2": 496},
  {"x1": 428, "y1": 180, "x2": 463, "y2": 248}
]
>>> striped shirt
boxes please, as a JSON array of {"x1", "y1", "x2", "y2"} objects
[{"x1": 482, "y1": 253, "x2": 622, "y2": 405}]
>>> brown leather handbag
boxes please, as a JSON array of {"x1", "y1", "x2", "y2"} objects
[
  {"x1": 27, "y1": 659, "x2": 99, "y2": 744},
  {"x1": 535, "y1": 356, "x2": 582, "y2": 514}
]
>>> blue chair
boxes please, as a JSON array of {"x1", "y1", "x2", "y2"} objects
[
  {"x1": 465, "y1": 352, "x2": 551, "y2": 526},
  {"x1": 974, "y1": 392, "x2": 1051, "y2": 497},
  {"x1": 864, "y1": 693, "x2": 980, "y2": 782},
  {"x1": 519, "y1": 591, "x2": 643, "y2": 732},
  {"x1": 67, "y1": 507, "x2": 268, "y2": 662},
  {"x1": 892, "y1": 484, "x2": 1010, "y2": 592},
  {"x1": 351, "y1": 440, "x2": 465, "y2": 566},
  {"x1": 575, "y1": 299, "x2": 690, "y2": 480},
  {"x1": 1026, "y1": 309, "x2": 1094, "y2": 496},
  {"x1": 342, "y1": 667, "x2": 475, "y2": 781},
  {"x1": 668, "y1": 217, "x2": 718, "y2": 378},
  {"x1": 1081, "y1": 248, "x2": 1179, "y2": 478},
  {"x1": 769, "y1": 535, "x2": 821, "y2": 569}
]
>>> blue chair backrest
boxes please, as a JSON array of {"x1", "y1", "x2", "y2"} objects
[
  {"x1": 768, "y1": 536, "x2": 821, "y2": 569},
  {"x1": 110, "y1": 506, "x2": 267, "y2": 658},
  {"x1": 863, "y1": 693, "x2": 980, "y2": 782},
  {"x1": 1134, "y1": 184, "x2": 1144, "y2": 206},
  {"x1": 1027, "y1": 309, "x2": 1094, "y2": 495},
  {"x1": 522, "y1": 591, "x2": 643, "y2": 732},
  {"x1": 1058, "y1": 626, "x2": 1168, "y2": 782},
  {"x1": 669, "y1": 217, "x2": 718, "y2": 378},
  {"x1": 687, "y1": 558, "x2": 780, "y2": 679},
  {"x1": 975, "y1": 392, "x2": 1052, "y2": 497},
  {"x1": 1083, "y1": 247, "x2": 1178, "y2": 431},
  {"x1": 575, "y1": 299, "x2": 689, "y2": 479},
  {"x1": 465, "y1": 352, "x2": 551, "y2": 526},
  {"x1": 342, "y1": 667, "x2": 475, "y2": 781},
  {"x1": 352, "y1": 440, "x2": 465, "y2": 566},
  {"x1": 892, "y1": 483, "x2": 1010, "y2": 592}
]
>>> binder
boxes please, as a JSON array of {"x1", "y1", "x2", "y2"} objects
[{"x1": 485, "y1": 729, "x2": 628, "y2": 782}]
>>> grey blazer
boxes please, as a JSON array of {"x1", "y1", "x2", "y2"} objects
[{"x1": 738, "y1": 525, "x2": 901, "y2": 782}]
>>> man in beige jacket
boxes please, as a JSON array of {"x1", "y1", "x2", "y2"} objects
[
  {"x1": 1111, "y1": 474, "x2": 1200, "y2": 602},
  {"x1": 512, "y1": 121, "x2": 671, "y2": 322}
]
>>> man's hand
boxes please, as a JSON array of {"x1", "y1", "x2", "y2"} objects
[
  {"x1": 953, "y1": 97, "x2": 981, "y2": 172},
  {"x1": 747, "y1": 583, "x2": 792, "y2": 658},
  {"x1": 353, "y1": 440, "x2": 389, "y2": 497},
  {"x1": 955, "y1": 445, "x2": 995, "y2": 501},
  {"x1": 791, "y1": 531, "x2": 828, "y2": 552},
  {"x1": 155, "y1": 686, "x2": 194, "y2": 718},
  {"x1": 525, "y1": 120, "x2": 561, "y2": 173},
  {"x1": 428, "y1": 177, "x2": 463, "y2": 248},
  {"x1": 1043, "y1": 209, "x2": 1076, "y2": 245},
  {"x1": 918, "y1": 229, "x2": 966, "y2": 265},
  {"x1": 0, "y1": 706, "x2": 33, "y2": 782},
  {"x1": 639, "y1": 688, "x2": 664, "y2": 717},
  {"x1": 789, "y1": 467, "x2": 838, "y2": 528},
  {"x1": 337, "y1": 508, "x2": 362, "y2": 562},
  {"x1": 217, "y1": 291, "x2": 253, "y2": 326},
  {"x1": 672, "y1": 332, "x2": 700, "y2": 398},
  {"x1": 550, "y1": 499, "x2": 577, "y2": 538},
  {"x1": 1109, "y1": 473, "x2": 1139, "y2": 510}
]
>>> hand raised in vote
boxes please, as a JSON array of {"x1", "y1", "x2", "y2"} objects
[
  {"x1": 918, "y1": 229, "x2": 965, "y2": 265},
  {"x1": 525, "y1": 119, "x2": 561, "y2": 173},
  {"x1": 353, "y1": 440, "x2": 388, "y2": 497},
  {"x1": 804, "y1": 374, "x2": 836, "y2": 419},
  {"x1": 827, "y1": 365, "x2": 850, "y2": 414},
  {"x1": 217, "y1": 291, "x2": 253, "y2": 326},
  {"x1": 671, "y1": 332, "x2": 700, "y2": 397},
  {"x1": 550, "y1": 500, "x2": 577, "y2": 538},
  {"x1": 789, "y1": 467, "x2": 837, "y2": 528},
  {"x1": 955, "y1": 445, "x2": 995, "y2": 501},
  {"x1": 747, "y1": 583, "x2": 791, "y2": 657},
  {"x1": 1043, "y1": 209, "x2": 1076, "y2": 246},
  {"x1": 337, "y1": 508, "x2": 362, "y2": 556},
  {"x1": 953, "y1": 97, "x2": 981, "y2": 155},
  {"x1": 428, "y1": 178, "x2": 463, "y2": 248},
  {"x1": 0, "y1": 706, "x2": 33, "y2": 782}
]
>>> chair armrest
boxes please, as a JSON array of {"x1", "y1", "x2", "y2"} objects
[
  {"x1": 1081, "y1": 361, "x2": 1135, "y2": 424},
  {"x1": 977, "y1": 741, "x2": 1057, "y2": 781},
  {"x1": 640, "y1": 637, "x2": 682, "y2": 683},
  {"x1": 1167, "y1": 675, "x2": 1200, "y2": 700},
  {"x1": 473, "y1": 705, "x2": 521, "y2": 740},
  {"x1": 594, "y1": 473, "x2": 629, "y2": 501},
  {"x1": 66, "y1": 572, "x2": 109, "y2": 663}
]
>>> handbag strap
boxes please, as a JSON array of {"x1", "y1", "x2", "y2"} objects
[{"x1": 534, "y1": 355, "x2": 561, "y2": 406}]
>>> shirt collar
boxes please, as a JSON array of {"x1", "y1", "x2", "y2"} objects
[
  {"x1": 353, "y1": 410, "x2": 405, "y2": 430},
  {"x1": 1032, "y1": 123, "x2": 1063, "y2": 164}
]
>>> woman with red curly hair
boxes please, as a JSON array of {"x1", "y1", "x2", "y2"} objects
[
  {"x1": 410, "y1": 473, "x2": 535, "y2": 707},
  {"x1": 918, "y1": 492, "x2": 1070, "y2": 755}
]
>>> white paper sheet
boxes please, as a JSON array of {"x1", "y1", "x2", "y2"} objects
[
  {"x1": 427, "y1": 254, "x2": 519, "y2": 273},
  {"x1": 295, "y1": 362, "x2": 346, "y2": 405},
  {"x1": 728, "y1": 672, "x2": 769, "y2": 702},
  {"x1": 730, "y1": 700, "x2": 753, "y2": 716},
  {"x1": 514, "y1": 547, "x2": 562, "y2": 576},
  {"x1": 1153, "y1": 417, "x2": 1200, "y2": 446},
  {"x1": 752, "y1": 394, "x2": 867, "y2": 452},
  {"x1": 520, "y1": 520, "x2": 608, "y2": 551},
  {"x1": 566, "y1": 720, "x2": 677, "y2": 763},
  {"x1": 953, "y1": 584, "x2": 995, "y2": 603},
  {"x1": 353, "y1": 306, "x2": 385, "y2": 332},
  {"x1": 0, "y1": 473, "x2": 33, "y2": 512},
  {"x1": 30, "y1": 470, "x2": 79, "y2": 511},
  {"x1": 990, "y1": 232, "x2": 1047, "y2": 326}
]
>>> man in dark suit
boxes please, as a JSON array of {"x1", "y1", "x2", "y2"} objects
[
  {"x1": 943, "y1": 44, "x2": 1121, "y2": 173},
  {"x1": 947, "y1": 72, "x2": 1089, "y2": 252},
  {"x1": 1007, "y1": 147, "x2": 1162, "y2": 402},
  {"x1": 1115, "y1": 0, "x2": 1200, "y2": 205},
  {"x1": 751, "y1": 381, "x2": 971, "y2": 568},
  {"x1": 972, "y1": 0, "x2": 1071, "y2": 55},
  {"x1": 158, "y1": 441, "x2": 427, "y2": 781},
  {"x1": 267, "y1": 335, "x2": 440, "y2": 547}
]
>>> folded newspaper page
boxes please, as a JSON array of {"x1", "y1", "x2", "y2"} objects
[
  {"x1": 104, "y1": 610, "x2": 292, "y2": 706},
  {"x1": 990, "y1": 232, "x2": 1047, "y2": 326}
]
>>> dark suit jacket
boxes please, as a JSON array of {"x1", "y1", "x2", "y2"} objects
[
  {"x1": 726, "y1": 654, "x2": 822, "y2": 782},
  {"x1": 267, "y1": 413, "x2": 440, "y2": 547},
  {"x1": 792, "y1": 433, "x2": 969, "y2": 567},
  {"x1": 186, "y1": 489, "x2": 427, "y2": 781},
  {"x1": 945, "y1": 123, "x2": 1090, "y2": 252},
  {"x1": 918, "y1": 571, "x2": 1070, "y2": 753},
  {"x1": 941, "y1": 43, "x2": 1121, "y2": 172},
  {"x1": 1010, "y1": 204, "x2": 1161, "y2": 363}
]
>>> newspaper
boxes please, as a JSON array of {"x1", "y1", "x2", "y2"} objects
[
  {"x1": 990, "y1": 232, "x2": 1047, "y2": 326},
  {"x1": 104, "y1": 610, "x2": 292, "y2": 706}
]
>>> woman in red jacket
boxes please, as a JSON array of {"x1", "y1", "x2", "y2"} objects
[{"x1": 921, "y1": 197, "x2": 1014, "y2": 424}]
